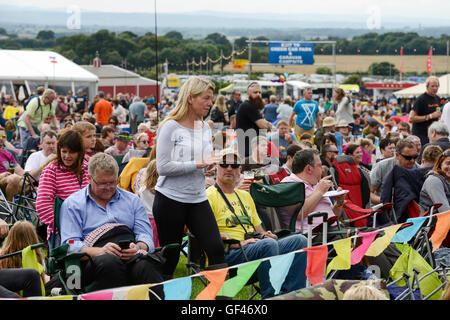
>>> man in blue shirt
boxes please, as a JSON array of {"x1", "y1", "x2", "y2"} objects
[
  {"x1": 262, "y1": 95, "x2": 279, "y2": 124},
  {"x1": 60, "y1": 153, "x2": 164, "y2": 298},
  {"x1": 288, "y1": 88, "x2": 320, "y2": 140},
  {"x1": 129, "y1": 97, "x2": 147, "y2": 134}
]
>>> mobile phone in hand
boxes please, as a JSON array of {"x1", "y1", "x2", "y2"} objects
[{"x1": 118, "y1": 240, "x2": 131, "y2": 250}]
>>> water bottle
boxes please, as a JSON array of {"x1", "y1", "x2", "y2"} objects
[{"x1": 8, "y1": 161, "x2": 15, "y2": 174}]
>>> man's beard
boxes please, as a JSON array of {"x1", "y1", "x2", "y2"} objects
[{"x1": 249, "y1": 96, "x2": 264, "y2": 111}]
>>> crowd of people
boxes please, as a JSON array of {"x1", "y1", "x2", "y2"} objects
[{"x1": 0, "y1": 75, "x2": 449, "y2": 300}]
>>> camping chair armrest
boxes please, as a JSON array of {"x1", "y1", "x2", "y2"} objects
[
  {"x1": 274, "y1": 229, "x2": 292, "y2": 239},
  {"x1": 0, "y1": 243, "x2": 46, "y2": 260},
  {"x1": 222, "y1": 238, "x2": 241, "y2": 255}
]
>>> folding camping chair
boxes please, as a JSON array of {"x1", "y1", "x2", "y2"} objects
[
  {"x1": 263, "y1": 167, "x2": 290, "y2": 185},
  {"x1": 330, "y1": 155, "x2": 394, "y2": 228},
  {"x1": 249, "y1": 182, "x2": 305, "y2": 237}
]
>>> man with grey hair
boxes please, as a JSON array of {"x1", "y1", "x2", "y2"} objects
[
  {"x1": 60, "y1": 152, "x2": 164, "y2": 298},
  {"x1": 409, "y1": 76, "x2": 442, "y2": 146},
  {"x1": 370, "y1": 138, "x2": 420, "y2": 205},
  {"x1": 417, "y1": 121, "x2": 450, "y2": 163},
  {"x1": 17, "y1": 88, "x2": 59, "y2": 147}
]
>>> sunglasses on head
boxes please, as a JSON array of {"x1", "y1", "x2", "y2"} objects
[
  {"x1": 219, "y1": 163, "x2": 240, "y2": 169},
  {"x1": 400, "y1": 153, "x2": 419, "y2": 160},
  {"x1": 443, "y1": 150, "x2": 450, "y2": 157}
]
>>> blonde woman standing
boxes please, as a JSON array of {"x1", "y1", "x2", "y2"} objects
[
  {"x1": 137, "y1": 159, "x2": 159, "y2": 248},
  {"x1": 210, "y1": 94, "x2": 229, "y2": 125},
  {"x1": 153, "y1": 77, "x2": 226, "y2": 278}
]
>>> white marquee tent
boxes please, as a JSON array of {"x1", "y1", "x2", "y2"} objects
[
  {"x1": 0, "y1": 50, "x2": 99, "y2": 101},
  {"x1": 393, "y1": 74, "x2": 450, "y2": 98}
]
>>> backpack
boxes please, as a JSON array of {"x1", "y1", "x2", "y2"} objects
[{"x1": 23, "y1": 95, "x2": 41, "y2": 111}]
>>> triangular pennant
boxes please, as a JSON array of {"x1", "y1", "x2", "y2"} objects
[
  {"x1": 79, "y1": 290, "x2": 114, "y2": 300},
  {"x1": 430, "y1": 210, "x2": 450, "y2": 252},
  {"x1": 351, "y1": 231, "x2": 378, "y2": 265},
  {"x1": 304, "y1": 245, "x2": 328, "y2": 285},
  {"x1": 218, "y1": 260, "x2": 261, "y2": 298},
  {"x1": 195, "y1": 268, "x2": 229, "y2": 300},
  {"x1": 122, "y1": 284, "x2": 152, "y2": 300},
  {"x1": 164, "y1": 277, "x2": 193, "y2": 300},
  {"x1": 390, "y1": 244, "x2": 443, "y2": 300},
  {"x1": 269, "y1": 252, "x2": 296, "y2": 295},
  {"x1": 365, "y1": 224, "x2": 401, "y2": 257},
  {"x1": 326, "y1": 238, "x2": 352, "y2": 275},
  {"x1": 391, "y1": 217, "x2": 427, "y2": 243}
]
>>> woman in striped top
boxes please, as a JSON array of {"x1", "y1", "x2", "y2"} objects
[{"x1": 36, "y1": 130, "x2": 89, "y2": 249}]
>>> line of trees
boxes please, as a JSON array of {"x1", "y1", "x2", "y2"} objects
[{"x1": 0, "y1": 29, "x2": 449, "y2": 74}]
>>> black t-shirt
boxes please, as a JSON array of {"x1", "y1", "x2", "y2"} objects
[
  {"x1": 226, "y1": 99, "x2": 242, "y2": 117},
  {"x1": 236, "y1": 101, "x2": 263, "y2": 157},
  {"x1": 412, "y1": 92, "x2": 441, "y2": 143},
  {"x1": 236, "y1": 101, "x2": 262, "y2": 133}
]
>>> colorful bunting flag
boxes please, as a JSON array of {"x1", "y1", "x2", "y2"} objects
[
  {"x1": 27, "y1": 295, "x2": 74, "y2": 300},
  {"x1": 164, "y1": 277, "x2": 192, "y2": 300},
  {"x1": 269, "y1": 252, "x2": 296, "y2": 295},
  {"x1": 351, "y1": 231, "x2": 378, "y2": 265},
  {"x1": 304, "y1": 245, "x2": 328, "y2": 285},
  {"x1": 391, "y1": 217, "x2": 427, "y2": 243},
  {"x1": 195, "y1": 268, "x2": 229, "y2": 300},
  {"x1": 430, "y1": 210, "x2": 450, "y2": 252},
  {"x1": 365, "y1": 224, "x2": 401, "y2": 257},
  {"x1": 326, "y1": 238, "x2": 352, "y2": 275},
  {"x1": 390, "y1": 244, "x2": 443, "y2": 300},
  {"x1": 79, "y1": 284, "x2": 151, "y2": 300},
  {"x1": 219, "y1": 260, "x2": 261, "y2": 298}
]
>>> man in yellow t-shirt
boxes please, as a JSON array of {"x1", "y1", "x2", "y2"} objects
[{"x1": 206, "y1": 148, "x2": 308, "y2": 299}]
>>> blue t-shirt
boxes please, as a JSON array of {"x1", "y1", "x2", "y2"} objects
[
  {"x1": 263, "y1": 104, "x2": 279, "y2": 123},
  {"x1": 293, "y1": 99, "x2": 319, "y2": 130}
]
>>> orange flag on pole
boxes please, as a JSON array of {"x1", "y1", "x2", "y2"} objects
[{"x1": 426, "y1": 47, "x2": 433, "y2": 75}]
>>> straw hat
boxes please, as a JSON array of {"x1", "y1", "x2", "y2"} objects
[
  {"x1": 336, "y1": 120, "x2": 352, "y2": 128},
  {"x1": 322, "y1": 117, "x2": 336, "y2": 127}
]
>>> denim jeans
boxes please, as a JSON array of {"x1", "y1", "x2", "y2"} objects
[{"x1": 225, "y1": 234, "x2": 308, "y2": 299}]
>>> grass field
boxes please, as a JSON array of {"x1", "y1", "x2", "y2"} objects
[{"x1": 219, "y1": 55, "x2": 450, "y2": 76}]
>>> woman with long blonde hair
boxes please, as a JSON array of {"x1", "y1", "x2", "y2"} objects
[
  {"x1": 0, "y1": 221, "x2": 48, "y2": 284},
  {"x1": 137, "y1": 159, "x2": 159, "y2": 247},
  {"x1": 153, "y1": 76, "x2": 226, "y2": 278},
  {"x1": 210, "y1": 94, "x2": 229, "y2": 124}
]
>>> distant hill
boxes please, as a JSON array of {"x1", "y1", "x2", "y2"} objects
[{"x1": 1, "y1": 4, "x2": 450, "y2": 40}]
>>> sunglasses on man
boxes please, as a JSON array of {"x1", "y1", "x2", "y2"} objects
[
  {"x1": 400, "y1": 153, "x2": 419, "y2": 161},
  {"x1": 219, "y1": 163, "x2": 240, "y2": 169}
]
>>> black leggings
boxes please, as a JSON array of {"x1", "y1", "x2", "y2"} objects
[
  {"x1": 153, "y1": 191, "x2": 226, "y2": 277},
  {"x1": 0, "y1": 268, "x2": 42, "y2": 298}
]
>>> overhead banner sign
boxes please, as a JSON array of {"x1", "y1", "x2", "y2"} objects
[{"x1": 269, "y1": 42, "x2": 315, "y2": 65}]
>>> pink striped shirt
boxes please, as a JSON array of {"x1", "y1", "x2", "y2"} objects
[{"x1": 36, "y1": 160, "x2": 89, "y2": 239}]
